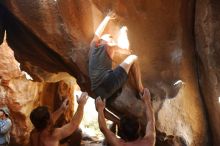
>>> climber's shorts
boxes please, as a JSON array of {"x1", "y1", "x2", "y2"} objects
[{"x1": 94, "y1": 66, "x2": 128, "y2": 100}]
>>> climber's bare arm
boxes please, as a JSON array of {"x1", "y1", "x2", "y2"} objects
[
  {"x1": 142, "y1": 88, "x2": 156, "y2": 144},
  {"x1": 96, "y1": 97, "x2": 120, "y2": 146},
  {"x1": 91, "y1": 11, "x2": 116, "y2": 44}
]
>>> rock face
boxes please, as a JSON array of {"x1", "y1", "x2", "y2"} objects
[
  {"x1": 0, "y1": 33, "x2": 21, "y2": 80},
  {"x1": 195, "y1": 0, "x2": 220, "y2": 145},
  {"x1": 0, "y1": 39, "x2": 77, "y2": 145},
  {"x1": 5, "y1": 77, "x2": 77, "y2": 146},
  {"x1": 0, "y1": 0, "x2": 215, "y2": 145}
]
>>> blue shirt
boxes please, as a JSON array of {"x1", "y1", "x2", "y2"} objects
[
  {"x1": 0, "y1": 118, "x2": 12, "y2": 144},
  {"x1": 89, "y1": 42, "x2": 112, "y2": 90}
]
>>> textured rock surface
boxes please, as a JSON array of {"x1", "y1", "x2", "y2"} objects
[
  {"x1": 0, "y1": 75, "x2": 77, "y2": 146},
  {"x1": 4, "y1": 77, "x2": 77, "y2": 146},
  {"x1": 0, "y1": 0, "x2": 213, "y2": 145},
  {"x1": 0, "y1": 33, "x2": 21, "y2": 80},
  {"x1": 0, "y1": 40, "x2": 77, "y2": 145},
  {"x1": 195, "y1": 0, "x2": 220, "y2": 145}
]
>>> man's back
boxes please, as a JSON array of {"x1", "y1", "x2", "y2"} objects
[
  {"x1": 40, "y1": 129, "x2": 60, "y2": 146},
  {"x1": 118, "y1": 136, "x2": 154, "y2": 146},
  {"x1": 30, "y1": 128, "x2": 60, "y2": 146}
]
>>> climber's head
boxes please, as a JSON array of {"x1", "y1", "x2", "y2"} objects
[
  {"x1": 100, "y1": 34, "x2": 116, "y2": 47},
  {"x1": 118, "y1": 116, "x2": 142, "y2": 142},
  {"x1": 30, "y1": 106, "x2": 51, "y2": 131}
]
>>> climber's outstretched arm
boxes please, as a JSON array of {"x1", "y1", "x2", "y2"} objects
[{"x1": 91, "y1": 11, "x2": 116, "y2": 43}]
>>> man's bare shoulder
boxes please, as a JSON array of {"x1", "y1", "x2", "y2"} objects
[
  {"x1": 51, "y1": 127, "x2": 67, "y2": 139},
  {"x1": 30, "y1": 129, "x2": 40, "y2": 146},
  {"x1": 41, "y1": 129, "x2": 61, "y2": 146},
  {"x1": 119, "y1": 137, "x2": 155, "y2": 146},
  {"x1": 30, "y1": 129, "x2": 38, "y2": 138}
]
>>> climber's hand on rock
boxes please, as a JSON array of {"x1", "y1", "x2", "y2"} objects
[{"x1": 107, "y1": 10, "x2": 117, "y2": 20}]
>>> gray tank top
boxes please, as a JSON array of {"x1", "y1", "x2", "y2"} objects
[{"x1": 89, "y1": 42, "x2": 112, "y2": 90}]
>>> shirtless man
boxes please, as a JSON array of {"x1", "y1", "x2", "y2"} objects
[
  {"x1": 95, "y1": 88, "x2": 155, "y2": 146},
  {"x1": 89, "y1": 12, "x2": 144, "y2": 100},
  {"x1": 29, "y1": 92, "x2": 88, "y2": 146}
]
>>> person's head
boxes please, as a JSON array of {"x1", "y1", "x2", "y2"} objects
[
  {"x1": 30, "y1": 106, "x2": 51, "y2": 131},
  {"x1": 100, "y1": 34, "x2": 116, "y2": 47},
  {"x1": 0, "y1": 106, "x2": 10, "y2": 118},
  {"x1": 118, "y1": 116, "x2": 141, "y2": 142}
]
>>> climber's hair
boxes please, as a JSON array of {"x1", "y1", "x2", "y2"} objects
[
  {"x1": 30, "y1": 106, "x2": 51, "y2": 131},
  {"x1": 118, "y1": 116, "x2": 141, "y2": 142}
]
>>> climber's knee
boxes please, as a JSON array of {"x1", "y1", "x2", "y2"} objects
[{"x1": 119, "y1": 55, "x2": 138, "y2": 73}]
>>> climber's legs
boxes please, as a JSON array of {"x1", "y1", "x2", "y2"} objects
[{"x1": 119, "y1": 55, "x2": 144, "y2": 93}]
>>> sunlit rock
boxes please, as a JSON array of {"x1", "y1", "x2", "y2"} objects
[
  {"x1": 0, "y1": 0, "x2": 218, "y2": 145},
  {"x1": 0, "y1": 32, "x2": 21, "y2": 80},
  {"x1": 0, "y1": 39, "x2": 77, "y2": 145}
]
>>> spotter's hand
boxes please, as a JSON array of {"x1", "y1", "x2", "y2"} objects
[
  {"x1": 76, "y1": 92, "x2": 89, "y2": 106},
  {"x1": 95, "y1": 97, "x2": 106, "y2": 112}
]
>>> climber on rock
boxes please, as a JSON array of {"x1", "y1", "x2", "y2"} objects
[
  {"x1": 89, "y1": 11, "x2": 144, "y2": 100},
  {"x1": 96, "y1": 88, "x2": 155, "y2": 146},
  {"x1": 29, "y1": 92, "x2": 89, "y2": 146}
]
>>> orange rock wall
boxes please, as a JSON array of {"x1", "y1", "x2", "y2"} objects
[
  {"x1": 0, "y1": 0, "x2": 217, "y2": 145},
  {"x1": 0, "y1": 40, "x2": 76, "y2": 145},
  {"x1": 195, "y1": 0, "x2": 220, "y2": 145}
]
